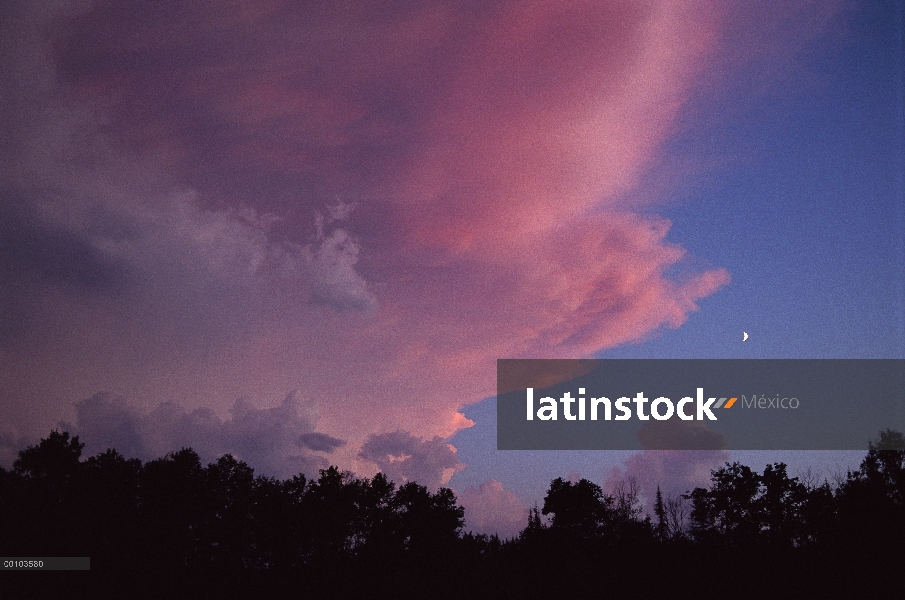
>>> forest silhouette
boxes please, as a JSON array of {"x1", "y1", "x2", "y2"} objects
[{"x1": 2, "y1": 430, "x2": 902, "y2": 597}]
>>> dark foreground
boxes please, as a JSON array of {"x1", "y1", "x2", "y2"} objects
[{"x1": 2, "y1": 430, "x2": 903, "y2": 598}]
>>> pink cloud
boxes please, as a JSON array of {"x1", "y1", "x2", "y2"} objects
[
  {"x1": 358, "y1": 431, "x2": 463, "y2": 491},
  {"x1": 458, "y1": 479, "x2": 528, "y2": 540},
  {"x1": 1, "y1": 1, "x2": 842, "y2": 477},
  {"x1": 386, "y1": 1, "x2": 725, "y2": 252}
]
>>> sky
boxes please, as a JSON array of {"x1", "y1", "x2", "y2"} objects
[{"x1": 1, "y1": 0, "x2": 903, "y2": 539}]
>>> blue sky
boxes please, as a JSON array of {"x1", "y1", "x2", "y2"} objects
[{"x1": 448, "y1": 0, "x2": 904, "y2": 512}]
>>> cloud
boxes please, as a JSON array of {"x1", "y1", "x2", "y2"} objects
[
  {"x1": 458, "y1": 479, "x2": 528, "y2": 540},
  {"x1": 66, "y1": 393, "x2": 147, "y2": 458},
  {"x1": 604, "y1": 449, "x2": 730, "y2": 511},
  {"x1": 0, "y1": 200, "x2": 131, "y2": 292},
  {"x1": 358, "y1": 430, "x2": 463, "y2": 491},
  {"x1": 64, "y1": 391, "x2": 346, "y2": 479},
  {"x1": 0, "y1": 0, "x2": 849, "y2": 471},
  {"x1": 297, "y1": 432, "x2": 346, "y2": 453},
  {"x1": 309, "y1": 226, "x2": 377, "y2": 312}
]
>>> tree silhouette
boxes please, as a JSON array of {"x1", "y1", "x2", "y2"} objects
[
  {"x1": 356, "y1": 472, "x2": 396, "y2": 553},
  {"x1": 687, "y1": 462, "x2": 760, "y2": 545},
  {"x1": 664, "y1": 494, "x2": 689, "y2": 539},
  {"x1": 138, "y1": 448, "x2": 207, "y2": 568},
  {"x1": 81, "y1": 449, "x2": 142, "y2": 563},
  {"x1": 521, "y1": 504, "x2": 545, "y2": 539},
  {"x1": 10, "y1": 430, "x2": 86, "y2": 556},
  {"x1": 250, "y1": 473, "x2": 307, "y2": 570},
  {"x1": 755, "y1": 462, "x2": 807, "y2": 546},
  {"x1": 654, "y1": 486, "x2": 667, "y2": 540},
  {"x1": 14, "y1": 429, "x2": 83, "y2": 484},
  {"x1": 2, "y1": 428, "x2": 903, "y2": 595},
  {"x1": 392, "y1": 482, "x2": 464, "y2": 556},
  {"x1": 541, "y1": 477, "x2": 613, "y2": 537},
  {"x1": 835, "y1": 429, "x2": 905, "y2": 556},
  {"x1": 610, "y1": 475, "x2": 652, "y2": 541},
  {"x1": 204, "y1": 454, "x2": 257, "y2": 570},
  {"x1": 302, "y1": 466, "x2": 362, "y2": 560}
]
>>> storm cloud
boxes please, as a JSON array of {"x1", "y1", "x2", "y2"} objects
[
  {"x1": 64, "y1": 391, "x2": 345, "y2": 479},
  {"x1": 17, "y1": 3, "x2": 886, "y2": 522}
]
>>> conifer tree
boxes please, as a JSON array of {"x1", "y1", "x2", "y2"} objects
[{"x1": 654, "y1": 486, "x2": 667, "y2": 539}]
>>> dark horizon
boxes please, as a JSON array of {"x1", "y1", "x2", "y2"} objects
[{"x1": 2, "y1": 428, "x2": 903, "y2": 595}]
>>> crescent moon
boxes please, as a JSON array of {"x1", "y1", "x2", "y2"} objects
[{"x1": 743, "y1": 332, "x2": 748, "y2": 341}]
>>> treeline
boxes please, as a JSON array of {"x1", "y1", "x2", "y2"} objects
[{"x1": 1, "y1": 430, "x2": 903, "y2": 597}]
